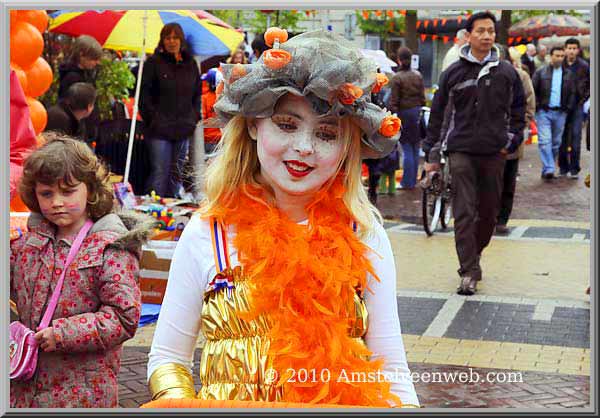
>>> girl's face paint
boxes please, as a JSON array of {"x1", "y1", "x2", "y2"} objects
[
  {"x1": 35, "y1": 180, "x2": 90, "y2": 236},
  {"x1": 254, "y1": 94, "x2": 346, "y2": 206}
]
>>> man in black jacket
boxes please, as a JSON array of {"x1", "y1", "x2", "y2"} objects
[
  {"x1": 558, "y1": 38, "x2": 590, "y2": 179},
  {"x1": 45, "y1": 82, "x2": 97, "y2": 139},
  {"x1": 531, "y1": 46, "x2": 576, "y2": 179},
  {"x1": 422, "y1": 11, "x2": 526, "y2": 296}
]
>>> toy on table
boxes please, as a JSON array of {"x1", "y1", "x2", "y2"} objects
[{"x1": 113, "y1": 182, "x2": 137, "y2": 209}]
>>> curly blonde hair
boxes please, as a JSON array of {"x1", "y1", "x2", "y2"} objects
[{"x1": 19, "y1": 133, "x2": 114, "y2": 221}]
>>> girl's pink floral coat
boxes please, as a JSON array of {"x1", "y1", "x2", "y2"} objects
[{"x1": 10, "y1": 211, "x2": 154, "y2": 408}]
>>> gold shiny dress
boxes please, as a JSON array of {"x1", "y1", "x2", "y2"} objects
[{"x1": 198, "y1": 265, "x2": 369, "y2": 401}]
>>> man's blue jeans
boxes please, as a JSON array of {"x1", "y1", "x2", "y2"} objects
[
  {"x1": 146, "y1": 137, "x2": 190, "y2": 197},
  {"x1": 558, "y1": 104, "x2": 585, "y2": 175},
  {"x1": 536, "y1": 109, "x2": 567, "y2": 176}
]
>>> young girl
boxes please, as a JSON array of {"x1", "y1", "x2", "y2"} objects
[
  {"x1": 147, "y1": 29, "x2": 419, "y2": 408},
  {"x1": 10, "y1": 135, "x2": 154, "y2": 408}
]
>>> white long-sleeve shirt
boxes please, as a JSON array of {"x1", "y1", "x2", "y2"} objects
[{"x1": 148, "y1": 214, "x2": 420, "y2": 406}]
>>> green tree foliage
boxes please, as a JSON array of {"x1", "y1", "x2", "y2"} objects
[
  {"x1": 95, "y1": 57, "x2": 135, "y2": 120},
  {"x1": 248, "y1": 10, "x2": 306, "y2": 33},
  {"x1": 355, "y1": 10, "x2": 405, "y2": 41},
  {"x1": 206, "y1": 10, "x2": 244, "y2": 28}
]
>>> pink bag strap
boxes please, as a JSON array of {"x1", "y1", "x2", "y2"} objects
[{"x1": 38, "y1": 219, "x2": 94, "y2": 329}]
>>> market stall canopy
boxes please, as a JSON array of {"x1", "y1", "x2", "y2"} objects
[
  {"x1": 538, "y1": 34, "x2": 590, "y2": 49},
  {"x1": 48, "y1": 10, "x2": 244, "y2": 56},
  {"x1": 509, "y1": 13, "x2": 590, "y2": 39}
]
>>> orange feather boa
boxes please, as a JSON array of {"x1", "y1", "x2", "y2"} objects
[{"x1": 214, "y1": 178, "x2": 401, "y2": 407}]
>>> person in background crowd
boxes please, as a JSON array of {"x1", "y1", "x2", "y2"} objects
[
  {"x1": 10, "y1": 136, "x2": 153, "y2": 407},
  {"x1": 365, "y1": 69, "x2": 393, "y2": 205},
  {"x1": 520, "y1": 43, "x2": 537, "y2": 77},
  {"x1": 226, "y1": 48, "x2": 248, "y2": 65},
  {"x1": 531, "y1": 46, "x2": 576, "y2": 180},
  {"x1": 58, "y1": 35, "x2": 103, "y2": 143},
  {"x1": 389, "y1": 47, "x2": 426, "y2": 190},
  {"x1": 441, "y1": 28, "x2": 468, "y2": 71},
  {"x1": 496, "y1": 46, "x2": 536, "y2": 235},
  {"x1": 534, "y1": 44, "x2": 550, "y2": 69},
  {"x1": 58, "y1": 35, "x2": 102, "y2": 98},
  {"x1": 423, "y1": 12, "x2": 526, "y2": 296},
  {"x1": 45, "y1": 83, "x2": 97, "y2": 139},
  {"x1": 558, "y1": 37, "x2": 590, "y2": 179},
  {"x1": 139, "y1": 23, "x2": 202, "y2": 198},
  {"x1": 250, "y1": 33, "x2": 269, "y2": 63},
  {"x1": 201, "y1": 68, "x2": 222, "y2": 155}
]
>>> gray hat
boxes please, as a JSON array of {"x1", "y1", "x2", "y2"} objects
[{"x1": 213, "y1": 29, "x2": 401, "y2": 159}]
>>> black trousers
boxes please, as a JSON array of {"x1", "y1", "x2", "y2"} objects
[
  {"x1": 449, "y1": 152, "x2": 505, "y2": 277},
  {"x1": 497, "y1": 158, "x2": 519, "y2": 226}
]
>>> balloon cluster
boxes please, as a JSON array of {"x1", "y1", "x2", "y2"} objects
[{"x1": 10, "y1": 10, "x2": 52, "y2": 135}]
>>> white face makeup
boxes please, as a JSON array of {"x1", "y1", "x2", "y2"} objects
[{"x1": 254, "y1": 94, "x2": 346, "y2": 205}]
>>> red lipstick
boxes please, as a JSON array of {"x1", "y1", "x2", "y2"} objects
[{"x1": 284, "y1": 160, "x2": 313, "y2": 178}]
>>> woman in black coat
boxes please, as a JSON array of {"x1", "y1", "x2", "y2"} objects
[{"x1": 139, "y1": 22, "x2": 202, "y2": 198}]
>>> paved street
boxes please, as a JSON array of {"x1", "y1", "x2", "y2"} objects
[{"x1": 119, "y1": 143, "x2": 591, "y2": 409}]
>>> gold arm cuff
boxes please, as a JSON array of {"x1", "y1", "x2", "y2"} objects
[{"x1": 148, "y1": 363, "x2": 196, "y2": 400}]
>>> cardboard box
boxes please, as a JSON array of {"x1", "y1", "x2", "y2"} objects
[{"x1": 139, "y1": 241, "x2": 177, "y2": 304}]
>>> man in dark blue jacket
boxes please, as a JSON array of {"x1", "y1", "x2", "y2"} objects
[{"x1": 422, "y1": 11, "x2": 526, "y2": 296}]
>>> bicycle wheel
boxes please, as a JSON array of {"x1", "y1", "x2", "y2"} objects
[
  {"x1": 440, "y1": 198, "x2": 452, "y2": 230},
  {"x1": 422, "y1": 188, "x2": 442, "y2": 236}
]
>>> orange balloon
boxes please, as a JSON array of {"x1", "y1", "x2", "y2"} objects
[
  {"x1": 24, "y1": 57, "x2": 53, "y2": 98},
  {"x1": 26, "y1": 96, "x2": 47, "y2": 134},
  {"x1": 10, "y1": 10, "x2": 22, "y2": 28},
  {"x1": 10, "y1": 62, "x2": 28, "y2": 93},
  {"x1": 19, "y1": 10, "x2": 48, "y2": 33},
  {"x1": 10, "y1": 21, "x2": 44, "y2": 69},
  {"x1": 10, "y1": 194, "x2": 30, "y2": 212}
]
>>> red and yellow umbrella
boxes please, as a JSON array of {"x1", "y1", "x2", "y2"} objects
[{"x1": 49, "y1": 10, "x2": 244, "y2": 56}]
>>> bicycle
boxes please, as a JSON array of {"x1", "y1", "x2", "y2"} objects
[{"x1": 420, "y1": 152, "x2": 452, "y2": 236}]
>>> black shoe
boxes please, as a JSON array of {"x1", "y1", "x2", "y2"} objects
[
  {"x1": 542, "y1": 172, "x2": 555, "y2": 180},
  {"x1": 495, "y1": 224, "x2": 509, "y2": 235},
  {"x1": 457, "y1": 276, "x2": 477, "y2": 295}
]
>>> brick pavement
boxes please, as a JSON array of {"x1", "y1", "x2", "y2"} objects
[
  {"x1": 375, "y1": 143, "x2": 591, "y2": 224},
  {"x1": 118, "y1": 347, "x2": 590, "y2": 409}
]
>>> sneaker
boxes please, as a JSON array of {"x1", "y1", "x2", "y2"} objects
[
  {"x1": 557, "y1": 172, "x2": 568, "y2": 178},
  {"x1": 569, "y1": 172, "x2": 579, "y2": 180}
]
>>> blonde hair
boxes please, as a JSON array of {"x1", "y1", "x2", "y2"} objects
[
  {"x1": 226, "y1": 49, "x2": 248, "y2": 64},
  {"x1": 200, "y1": 115, "x2": 382, "y2": 238}
]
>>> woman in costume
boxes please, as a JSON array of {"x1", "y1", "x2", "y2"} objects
[{"x1": 147, "y1": 28, "x2": 420, "y2": 408}]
